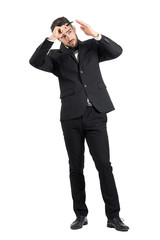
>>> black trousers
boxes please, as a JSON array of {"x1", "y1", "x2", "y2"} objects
[{"x1": 61, "y1": 106, "x2": 120, "y2": 220}]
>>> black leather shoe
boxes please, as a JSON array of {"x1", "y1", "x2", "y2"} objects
[
  {"x1": 70, "y1": 216, "x2": 88, "y2": 230},
  {"x1": 107, "y1": 217, "x2": 129, "y2": 231}
]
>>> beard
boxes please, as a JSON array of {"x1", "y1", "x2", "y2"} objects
[{"x1": 68, "y1": 34, "x2": 78, "y2": 48}]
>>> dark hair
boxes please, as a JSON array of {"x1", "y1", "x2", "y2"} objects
[{"x1": 50, "y1": 17, "x2": 71, "y2": 32}]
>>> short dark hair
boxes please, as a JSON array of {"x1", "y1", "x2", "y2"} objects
[{"x1": 50, "y1": 17, "x2": 71, "y2": 32}]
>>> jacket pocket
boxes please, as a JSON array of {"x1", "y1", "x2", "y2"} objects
[
  {"x1": 60, "y1": 88, "x2": 75, "y2": 99},
  {"x1": 97, "y1": 82, "x2": 107, "y2": 89}
]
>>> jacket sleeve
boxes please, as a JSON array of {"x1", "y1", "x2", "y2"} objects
[
  {"x1": 29, "y1": 38, "x2": 56, "y2": 74},
  {"x1": 95, "y1": 34, "x2": 123, "y2": 62}
]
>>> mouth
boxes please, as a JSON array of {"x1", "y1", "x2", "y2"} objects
[{"x1": 69, "y1": 39, "x2": 74, "y2": 45}]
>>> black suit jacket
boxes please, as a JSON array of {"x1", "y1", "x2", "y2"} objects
[{"x1": 29, "y1": 35, "x2": 122, "y2": 121}]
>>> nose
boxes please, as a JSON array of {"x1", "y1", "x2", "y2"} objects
[{"x1": 67, "y1": 35, "x2": 72, "y2": 41}]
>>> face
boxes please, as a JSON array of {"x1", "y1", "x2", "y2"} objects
[{"x1": 58, "y1": 23, "x2": 78, "y2": 48}]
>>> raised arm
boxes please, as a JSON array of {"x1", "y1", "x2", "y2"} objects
[
  {"x1": 29, "y1": 39, "x2": 55, "y2": 73},
  {"x1": 29, "y1": 25, "x2": 67, "y2": 73},
  {"x1": 75, "y1": 19, "x2": 123, "y2": 62}
]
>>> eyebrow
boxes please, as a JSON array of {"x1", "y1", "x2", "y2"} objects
[{"x1": 66, "y1": 28, "x2": 72, "y2": 34}]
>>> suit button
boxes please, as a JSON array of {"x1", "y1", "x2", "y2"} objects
[
  {"x1": 80, "y1": 70, "x2": 83, "y2": 74},
  {"x1": 84, "y1": 84, "x2": 87, "y2": 88}
]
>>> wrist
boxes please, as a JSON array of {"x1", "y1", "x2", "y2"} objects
[
  {"x1": 48, "y1": 36, "x2": 56, "y2": 41},
  {"x1": 92, "y1": 32, "x2": 99, "y2": 38},
  {"x1": 94, "y1": 33, "x2": 102, "y2": 41}
]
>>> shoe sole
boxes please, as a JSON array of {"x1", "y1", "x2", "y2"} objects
[{"x1": 70, "y1": 221, "x2": 88, "y2": 230}]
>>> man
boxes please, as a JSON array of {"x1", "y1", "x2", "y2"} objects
[{"x1": 29, "y1": 17, "x2": 129, "y2": 231}]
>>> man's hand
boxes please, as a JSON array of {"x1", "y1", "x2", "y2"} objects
[
  {"x1": 76, "y1": 20, "x2": 99, "y2": 38},
  {"x1": 48, "y1": 25, "x2": 68, "y2": 41}
]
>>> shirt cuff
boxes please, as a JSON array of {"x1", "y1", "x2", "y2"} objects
[
  {"x1": 47, "y1": 38, "x2": 55, "y2": 42},
  {"x1": 94, "y1": 33, "x2": 102, "y2": 41}
]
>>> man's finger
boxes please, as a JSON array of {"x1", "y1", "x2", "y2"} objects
[
  {"x1": 61, "y1": 25, "x2": 70, "y2": 32},
  {"x1": 76, "y1": 19, "x2": 87, "y2": 26},
  {"x1": 60, "y1": 25, "x2": 66, "y2": 30},
  {"x1": 58, "y1": 28, "x2": 63, "y2": 34},
  {"x1": 80, "y1": 26, "x2": 85, "y2": 30},
  {"x1": 58, "y1": 26, "x2": 66, "y2": 35}
]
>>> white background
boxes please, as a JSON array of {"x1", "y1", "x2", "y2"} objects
[{"x1": 0, "y1": 0, "x2": 160, "y2": 239}]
